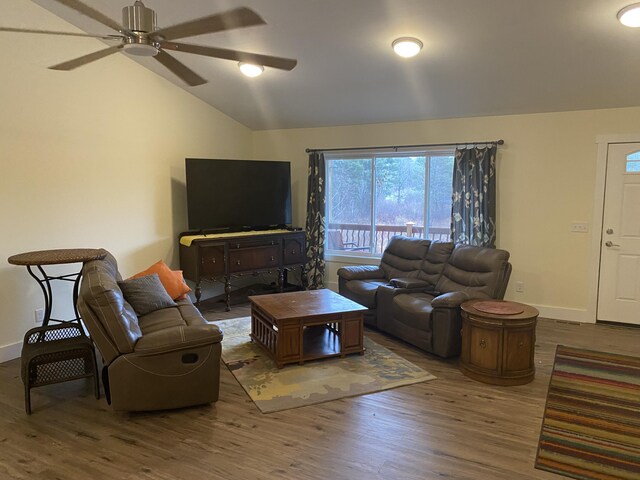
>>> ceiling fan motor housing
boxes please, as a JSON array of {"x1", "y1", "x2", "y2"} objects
[{"x1": 122, "y1": 1, "x2": 157, "y2": 33}]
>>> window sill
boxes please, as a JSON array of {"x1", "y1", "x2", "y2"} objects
[{"x1": 324, "y1": 253, "x2": 381, "y2": 265}]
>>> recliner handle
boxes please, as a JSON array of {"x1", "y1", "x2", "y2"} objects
[{"x1": 182, "y1": 353, "x2": 199, "y2": 364}]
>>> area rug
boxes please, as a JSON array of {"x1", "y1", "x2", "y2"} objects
[
  {"x1": 213, "y1": 317, "x2": 436, "y2": 413},
  {"x1": 535, "y1": 345, "x2": 640, "y2": 480}
]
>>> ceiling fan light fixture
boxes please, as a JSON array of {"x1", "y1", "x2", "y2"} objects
[
  {"x1": 123, "y1": 42, "x2": 159, "y2": 56},
  {"x1": 392, "y1": 37, "x2": 423, "y2": 58},
  {"x1": 239, "y1": 62, "x2": 264, "y2": 77},
  {"x1": 618, "y1": 3, "x2": 640, "y2": 27}
]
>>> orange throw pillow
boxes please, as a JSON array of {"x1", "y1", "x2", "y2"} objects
[{"x1": 130, "y1": 260, "x2": 191, "y2": 300}]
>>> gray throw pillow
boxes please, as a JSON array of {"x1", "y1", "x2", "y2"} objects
[{"x1": 118, "y1": 273, "x2": 177, "y2": 316}]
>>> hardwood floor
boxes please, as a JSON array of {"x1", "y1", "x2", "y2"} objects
[{"x1": 0, "y1": 304, "x2": 638, "y2": 480}]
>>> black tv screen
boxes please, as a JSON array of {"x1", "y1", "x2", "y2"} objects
[{"x1": 185, "y1": 158, "x2": 292, "y2": 231}]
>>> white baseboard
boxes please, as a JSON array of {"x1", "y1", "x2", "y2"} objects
[
  {"x1": 0, "y1": 342, "x2": 22, "y2": 363},
  {"x1": 325, "y1": 281, "x2": 339, "y2": 292},
  {"x1": 527, "y1": 304, "x2": 592, "y2": 323}
]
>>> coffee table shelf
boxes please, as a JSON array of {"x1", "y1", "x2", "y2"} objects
[{"x1": 302, "y1": 325, "x2": 341, "y2": 359}]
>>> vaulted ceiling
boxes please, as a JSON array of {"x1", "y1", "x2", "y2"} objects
[{"x1": 19, "y1": 0, "x2": 640, "y2": 129}]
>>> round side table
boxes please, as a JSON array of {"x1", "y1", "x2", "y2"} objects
[
  {"x1": 8, "y1": 248, "x2": 108, "y2": 326},
  {"x1": 8, "y1": 248, "x2": 106, "y2": 413},
  {"x1": 459, "y1": 299, "x2": 539, "y2": 386}
]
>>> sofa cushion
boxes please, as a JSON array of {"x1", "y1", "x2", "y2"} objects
[
  {"x1": 118, "y1": 274, "x2": 177, "y2": 316},
  {"x1": 380, "y1": 236, "x2": 431, "y2": 280},
  {"x1": 341, "y1": 279, "x2": 388, "y2": 309},
  {"x1": 392, "y1": 292, "x2": 436, "y2": 331},
  {"x1": 435, "y1": 244, "x2": 510, "y2": 298},
  {"x1": 176, "y1": 299, "x2": 209, "y2": 327},
  {"x1": 418, "y1": 241, "x2": 454, "y2": 285},
  {"x1": 130, "y1": 260, "x2": 191, "y2": 300}
]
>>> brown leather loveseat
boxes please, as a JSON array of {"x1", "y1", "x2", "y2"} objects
[
  {"x1": 338, "y1": 236, "x2": 511, "y2": 358},
  {"x1": 78, "y1": 252, "x2": 223, "y2": 411}
]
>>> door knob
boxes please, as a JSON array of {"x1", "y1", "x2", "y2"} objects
[{"x1": 605, "y1": 241, "x2": 620, "y2": 247}]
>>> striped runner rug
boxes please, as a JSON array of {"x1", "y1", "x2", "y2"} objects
[{"x1": 535, "y1": 345, "x2": 640, "y2": 480}]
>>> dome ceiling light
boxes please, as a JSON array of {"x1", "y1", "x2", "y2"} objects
[
  {"x1": 239, "y1": 62, "x2": 264, "y2": 77},
  {"x1": 618, "y1": 3, "x2": 640, "y2": 27},
  {"x1": 392, "y1": 37, "x2": 423, "y2": 58}
]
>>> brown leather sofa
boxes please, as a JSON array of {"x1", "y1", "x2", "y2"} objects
[
  {"x1": 338, "y1": 237, "x2": 511, "y2": 358},
  {"x1": 78, "y1": 252, "x2": 223, "y2": 411}
]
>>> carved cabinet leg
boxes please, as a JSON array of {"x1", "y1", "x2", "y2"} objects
[
  {"x1": 195, "y1": 282, "x2": 202, "y2": 306},
  {"x1": 277, "y1": 269, "x2": 285, "y2": 292},
  {"x1": 224, "y1": 276, "x2": 231, "y2": 312},
  {"x1": 301, "y1": 265, "x2": 308, "y2": 290}
]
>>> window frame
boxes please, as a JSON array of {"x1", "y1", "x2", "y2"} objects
[{"x1": 324, "y1": 147, "x2": 455, "y2": 261}]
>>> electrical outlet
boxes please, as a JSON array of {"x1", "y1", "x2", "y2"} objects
[
  {"x1": 571, "y1": 222, "x2": 589, "y2": 233},
  {"x1": 34, "y1": 308, "x2": 44, "y2": 324},
  {"x1": 515, "y1": 281, "x2": 525, "y2": 293}
]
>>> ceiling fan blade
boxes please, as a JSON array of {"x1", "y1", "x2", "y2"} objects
[
  {"x1": 162, "y1": 42, "x2": 297, "y2": 71},
  {"x1": 53, "y1": 0, "x2": 126, "y2": 34},
  {"x1": 0, "y1": 26, "x2": 124, "y2": 40},
  {"x1": 154, "y1": 50, "x2": 206, "y2": 87},
  {"x1": 49, "y1": 45, "x2": 123, "y2": 71},
  {"x1": 151, "y1": 7, "x2": 265, "y2": 42}
]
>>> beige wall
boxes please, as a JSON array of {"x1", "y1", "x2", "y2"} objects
[
  {"x1": 253, "y1": 107, "x2": 640, "y2": 321},
  {"x1": 0, "y1": 1, "x2": 252, "y2": 360}
]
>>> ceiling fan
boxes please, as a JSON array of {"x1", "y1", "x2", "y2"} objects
[{"x1": 0, "y1": 0, "x2": 297, "y2": 86}]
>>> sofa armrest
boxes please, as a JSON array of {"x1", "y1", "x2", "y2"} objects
[
  {"x1": 431, "y1": 291, "x2": 491, "y2": 308},
  {"x1": 337, "y1": 265, "x2": 385, "y2": 281},
  {"x1": 134, "y1": 324, "x2": 223, "y2": 356}
]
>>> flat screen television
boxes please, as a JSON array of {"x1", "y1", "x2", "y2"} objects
[{"x1": 185, "y1": 158, "x2": 292, "y2": 231}]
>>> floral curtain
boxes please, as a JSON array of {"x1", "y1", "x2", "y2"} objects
[
  {"x1": 304, "y1": 152, "x2": 326, "y2": 289},
  {"x1": 451, "y1": 145, "x2": 497, "y2": 247}
]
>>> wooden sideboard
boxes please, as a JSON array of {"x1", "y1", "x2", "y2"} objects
[{"x1": 179, "y1": 230, "x2": 307, "y2": 310}]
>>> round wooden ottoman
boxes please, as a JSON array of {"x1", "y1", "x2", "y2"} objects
[{"x1": 459, "y1": 299, "x2": 539, "y2": 386}]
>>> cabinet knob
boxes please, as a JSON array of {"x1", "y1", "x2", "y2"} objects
[
  {"x1": 291, "y1": 250, "x2": 296, "y2": 255},
  {"x1": 479, "y1": 339, "x2": 487, "y2": 349},
  {"x1": 211, "y1": 258, "x2": 216, "y2": 263},
  {"x1": 271, "y1": 256, "x2": 275, "y2": 261},
  {"x1": 518, "y1": 341, "x2": 525, "y2": 348},
  {"x1": 236, "y1": 243, "x2": 240, "y2": 249},
  {"x1": 236, "y1": 260, "x2": 241, "y2": 265}
]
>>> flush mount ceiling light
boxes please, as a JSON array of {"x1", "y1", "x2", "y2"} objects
[
  {"x1": 392, "y1": 37, "x2": 423, "y2": 58},
  {"x1": 239, "y1": 62, "x2": 264, "y2": 77},
  {"x1": 618, "y1": 3, "x2": 640, "y2": 27}
]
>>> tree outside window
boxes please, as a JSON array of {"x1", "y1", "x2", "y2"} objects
[{"x1": 326, "y1": 150, "x2": 454, "y2": 255}]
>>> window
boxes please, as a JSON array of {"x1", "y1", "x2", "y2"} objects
[
  {"x1": 627, "y1": 151, "x2": 640, "y2": 173},
  {"x1": 325, "y1": 149, "x2": 455, "y2": 255}
]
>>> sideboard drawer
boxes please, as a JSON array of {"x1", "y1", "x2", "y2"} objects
[
  {"x1": 231, "y1": 236, "x2": 279, "y2": 249},
  {"x1": 283, "y1": 235, "x2": 305, "y2": 265},
  {"x1": 200, "y1": 246, "x2": 225, "y2": 276},
  {"x1": 229, "y1": 246, "x2": 279, "y2": 272}
]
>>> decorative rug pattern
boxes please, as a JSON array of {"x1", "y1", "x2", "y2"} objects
[
  {"x1": 535, "y1": 345, "x2": 640, "y2": 480},
  {"x1": 213, "y1": 317, "x2": 436, "y2": 414}
]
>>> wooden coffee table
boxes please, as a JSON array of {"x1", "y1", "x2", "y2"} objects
[{"x1": 248, "y1": 289, "x2": 367, "y2": 368}]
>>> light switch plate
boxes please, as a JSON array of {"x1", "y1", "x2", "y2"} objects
[{"x1": 571, "y1": 222, "x2": 589, "y2": 233}]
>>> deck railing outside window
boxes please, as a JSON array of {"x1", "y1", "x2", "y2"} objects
[{"x1": 327, "y1": 223, "x2": 450, "y2": 255}]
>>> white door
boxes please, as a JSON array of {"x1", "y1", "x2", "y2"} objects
[{"x1": 598, "y1": 143, "x2": 640, "y2": 325}]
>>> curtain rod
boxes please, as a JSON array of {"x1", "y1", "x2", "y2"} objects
[{"x1": 305, "y1": 139, "x2": 504, "y2": 154}]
